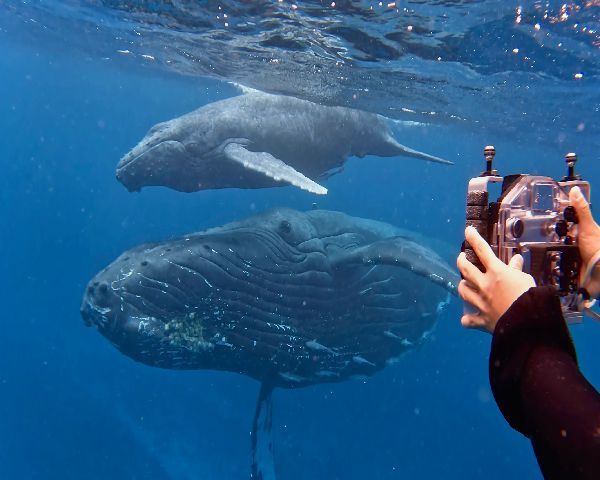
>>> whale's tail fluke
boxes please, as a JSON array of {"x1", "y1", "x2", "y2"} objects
[
  {"x1": 250, "y1": 382, "x2": 276, "y2": 480},
  {"x1": 387, "y1": 135, "x2": 453, "y2": 165}
]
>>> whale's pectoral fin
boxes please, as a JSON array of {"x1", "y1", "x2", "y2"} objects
[
  {"x1": 330, "y1": 236, "x2": 459, "y2": 295},
  {"x1": 223, "y1": 143, "x2": 327, "y2": 195},
  {"x1": 250, "y1": 382, "x2": 276, "y2": 480},
  {"x1": 386, "y1": 135, "x2": 453, "y2": 165}
]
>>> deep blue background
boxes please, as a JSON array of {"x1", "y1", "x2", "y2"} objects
[{"x1": 1, "y1": 39, "x2": 599, "y2": 480}]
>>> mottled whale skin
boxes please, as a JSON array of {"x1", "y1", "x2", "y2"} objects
[
  {"x1": 81, "y1": 208, "x2": 458, "y2": 388},
  {"x1": 116, "y1": 91, "x2": 451, "y2": 195}
]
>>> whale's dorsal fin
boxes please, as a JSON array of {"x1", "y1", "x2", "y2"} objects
[
  {"x1": 250, "y1": 382, "x2": 276, "y2": 480},
  {"x1": 223, "y1": 142, "x2": 327, "y2": 195},
  {"x1": 330, "y1": 236, "x2": 459, "y2": 295}
]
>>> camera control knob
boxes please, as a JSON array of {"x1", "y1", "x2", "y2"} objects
[
  {"x1": 481, "y1": 145, "x2": 498, "y2": 176},
  {"x1": 555, "y1": 220, "x2": 568, "y2": 237},
  {"x1": 563, "y1": 205, "x2": 578, "y2": 223},
  {"x1": 508, "y1": 218, "x2": 524, "y2": 238},
  {"x1": 563, "y1": 152, "x2": 581, "y2": 181}
]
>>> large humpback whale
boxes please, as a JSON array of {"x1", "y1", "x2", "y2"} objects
[
  {"x1": 81, "y1": 208, "x2": 458, "y2": 478},
  {"x1": 116, "y1": 91, "x2": 452, "y2": 195}
]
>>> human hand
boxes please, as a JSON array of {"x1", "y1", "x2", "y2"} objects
[
  {"x1": 570, "y1": 186, "x2": 600, "y2": 298},
  {"x1": 457, "y1": 226, "x2": 536, "y2": 334}
]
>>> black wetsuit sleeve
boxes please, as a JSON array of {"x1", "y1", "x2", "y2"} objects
[{"x1": 489, "y1": 286, "x2": 600, "y2": 480}]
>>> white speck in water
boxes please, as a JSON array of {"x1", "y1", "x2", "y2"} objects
[{"x1": 477, "y1": 386, "x2": 492, "y2": 403}]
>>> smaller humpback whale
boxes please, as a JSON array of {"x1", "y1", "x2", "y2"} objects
[
  {"x1": 116, "y1": 91, "x2": 452, "y2": 195},
  {"x1": 81, "y1": 208, "x2": 459, "y2": 478}
]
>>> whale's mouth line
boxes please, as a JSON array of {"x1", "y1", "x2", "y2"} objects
[
  {"x1": 116, "y1": 138, "x2": 248, "y2": 183},
  {"x1": 118, "y1": 141, "x2": 166, "y2": 171}
]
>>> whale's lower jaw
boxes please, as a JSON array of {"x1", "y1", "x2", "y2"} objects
[{"x1": 116, "y1": 140, "x2": 195, "y2": 192}]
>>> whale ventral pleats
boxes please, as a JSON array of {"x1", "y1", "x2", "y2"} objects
[{"x1": 81, "y1": 207, "x2": 457, "y2": 387}]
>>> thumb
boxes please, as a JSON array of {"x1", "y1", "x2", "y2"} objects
[
  {"x1": 570, "y1": 186, "x2": 594, "y2": 227},
  {"x1": 508, "y1": 254, "x2": 524, "y2": 271}
]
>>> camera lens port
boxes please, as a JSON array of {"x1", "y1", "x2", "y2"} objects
[{"x1": 508, "y1": 218, "x2": 524, "y2": 239}]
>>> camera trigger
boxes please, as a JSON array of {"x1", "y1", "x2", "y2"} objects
[
  {"x1": 555, "y1": 220, "x2": 568, "y2": 238},
  {"x1": 564, "y1": 206, "x2": 578, "y2": 224}
]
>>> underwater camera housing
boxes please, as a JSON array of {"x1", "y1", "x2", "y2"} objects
[{"x1": 464, "y1": 147, "x2": 591, "y2": 323}]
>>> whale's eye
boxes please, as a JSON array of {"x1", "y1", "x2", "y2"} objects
[{"x1": 279, "y1": 220, "x2": 292, "y2": 235}]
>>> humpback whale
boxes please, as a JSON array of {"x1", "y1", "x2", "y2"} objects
[
  {"x1": 116, "y1": 91, "x2": 452, "y2": 195},
  {"x1": 81, "y1": 208, "x2": 458, "y2": 478}
]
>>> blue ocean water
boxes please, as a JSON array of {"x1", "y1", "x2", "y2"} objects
[{"x1": 0, "y1": 1, "x2": 599, "y2": 479}]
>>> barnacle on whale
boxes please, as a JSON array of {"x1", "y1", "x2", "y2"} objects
[{"x1": 163, "y1": 311, "x2": 214, "y2": 353}]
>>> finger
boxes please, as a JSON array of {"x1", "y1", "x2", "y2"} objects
[
  {"x1": 461, "y1": 313, "x2": 493, "y2": 334},
  {"x1": 457, "y1": 252, "x2": 484, "y2": 287},
  {"x1": 457, "y1": 280, "x2": 486, "y2": 312},
  {"x1": 461, "y1": 312, "x2": 485, "y2": 329},
  {"x1": 465, "y1": 226, "x2": 502, "y2": 271},
  {"x1": 570, "y1": 186, "x2": 595, "y2": 228},
  {"x1": 460, "y1": 313, "x2": 480, "y2": 328},
  {"x1": 508, "y1": 254, "x2": 524, "y2": 271}
]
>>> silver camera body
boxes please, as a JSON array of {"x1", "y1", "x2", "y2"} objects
[{"x1": 464, "y1": 148, "x2": 591, "y2": 322}]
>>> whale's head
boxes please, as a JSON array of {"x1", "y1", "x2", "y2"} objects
[
  {"x1": 79, "y1": 233, "x2": 240, "y2": 371},
  {"x1": 116, "y1": 116, "x2": 214, "y2": 193},
  {"x1": 80, "y1": 236, "x2": 219, "y2": 370},
  {"x1": 79, "y1": 209, "x2": 321, "y2": 374}
]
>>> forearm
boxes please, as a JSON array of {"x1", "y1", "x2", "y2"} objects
[
  {"x1": 521, "y1": 344, "x2": 600, "y2": 479},
  {"x1": 489, "y1": 287, "x2": 600, "y2": 479}
]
